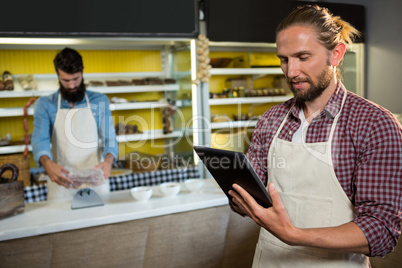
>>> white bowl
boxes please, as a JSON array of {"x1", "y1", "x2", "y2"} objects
[
  {"x1": 130, "y1": 186, "x2": 153, "y2": 201},
  {"x1": 184, "y1": 179, "x2": 204, "y2": 192},
  {"x1": 159, "y1": 182, "x2": 181, "y2": 197}
]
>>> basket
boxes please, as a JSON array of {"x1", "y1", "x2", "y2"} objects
[
  {"x1": 0, "y1": 163, "x2": 25, "y2": 220},
  {"x1": 0, "y1": 153, "x2": 31, "y2": 186}
]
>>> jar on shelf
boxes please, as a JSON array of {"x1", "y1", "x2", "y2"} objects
[{"x1": 238, "y1": 87, "x2": 246, "y2": 97}]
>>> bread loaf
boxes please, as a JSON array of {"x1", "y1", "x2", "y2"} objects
[{"x1": 3, "y1": 71, "x2": 14, "y2": 91}]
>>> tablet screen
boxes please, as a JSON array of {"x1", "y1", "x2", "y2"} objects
[{"x1": 194, "y1": 146, "x2": 272, "y2": 208}]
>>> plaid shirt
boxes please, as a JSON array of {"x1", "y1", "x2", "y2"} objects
[{"x1": 247, "y1": 82, "x2": 402, "y2": 258}]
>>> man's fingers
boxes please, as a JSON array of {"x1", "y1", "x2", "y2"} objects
[
  {"x1": 229, "y1": 192, "x2": 249, "y2": 217},
  {"x1": 232, "y1": 183, "x2": 259, "y2": 207},
  {"x1": 268, "y1": 183, "x2": 284, "y2": 209},
  {"x1": 51, "y1": 175, "x2": 72, "y2": 188}
]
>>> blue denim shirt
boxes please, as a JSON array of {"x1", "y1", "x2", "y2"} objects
[{"x1": 31, "y1": 90, "x2": 118, "y2": 167}]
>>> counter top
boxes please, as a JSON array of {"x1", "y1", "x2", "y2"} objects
[{"x1": 0, "y1": 179, "x2": 228, "y2": 242}]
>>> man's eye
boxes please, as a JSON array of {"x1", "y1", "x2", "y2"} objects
[{"x1": 300, "y1": 57, "x2": 309, "y2": 61}]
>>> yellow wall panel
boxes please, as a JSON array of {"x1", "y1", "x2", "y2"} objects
[
  {"x1": 0, "y1": 117, "x2": 33, "y2": 142},
  {"x1": 210, "y1": 102, "x2": 278, "y2": 120},
  {"x1": 112, "y1": 109, "x2": 163, "y2": 131},
  {"x1": 174, "y1": 50, "x2": 191, "y2": 72},
  {"x1": 118, "y1": 140, "x2": 166, "y2": 159},
  {"x1": 79, "y1": 50, "x2": 161, "y2": 73},
  {"x1": 0, "y1": 97, "x2": 34, "y2": 108},
  {"x1": 0, "y1": 49, "x2": 161, "y2": 75},
  {"x1": 0, "y1": 50, "x2": 56, "y2": 74}
]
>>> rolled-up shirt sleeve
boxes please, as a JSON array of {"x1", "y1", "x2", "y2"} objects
[
  {"x1": 94, "y1": 94, "x2": 118, "y2": 162},
  {"x1": 352, "y1": 112, "x2": 402, "y2": 257},
  {"x1": 247, "y1": 121, "x2": 269, "y2": 186}
]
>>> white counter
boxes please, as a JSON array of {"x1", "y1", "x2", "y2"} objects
[{"x1": 0, "y1": 179, "x2": 228, "y2": 242}]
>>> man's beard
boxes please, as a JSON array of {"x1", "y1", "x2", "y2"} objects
[
  {"x1": 288, "y1": 67, "x2": 333, "y2": 103},
  {"x1": 60, "y1": 80, "x2": 86, "y2": 103}
]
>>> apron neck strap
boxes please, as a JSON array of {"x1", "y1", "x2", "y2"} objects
[
  {"x1": 328, "y1": 89, "x2": 347, "y2": 142},
  {"x1": 273, "y1": 88, "x2": 348, "y2": 143}
]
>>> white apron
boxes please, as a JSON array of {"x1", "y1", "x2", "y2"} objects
[
  {"x1": 47, "y1": 93, "x2": 108, "y2": 201},
  {"x1": 252, "y1": 92, "x2": 369, "y2": 267}
]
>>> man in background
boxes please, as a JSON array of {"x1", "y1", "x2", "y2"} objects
[{"x1": 32, "y1": 47, "x2": 118, "y2": 200}]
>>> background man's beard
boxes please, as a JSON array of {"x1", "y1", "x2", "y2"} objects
[
  {"x1": 288, "y1": 68, "x2": 333, "y2": 103},
  {"x1": 60, "y1": 80, "x2": 86, "y2": 103}
]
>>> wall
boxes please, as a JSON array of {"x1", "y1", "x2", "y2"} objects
[{"x1": 322, "y1": 0, "x2": 402, "y2": 113}]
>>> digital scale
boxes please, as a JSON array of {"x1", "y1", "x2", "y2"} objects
[{"x1": 71, "y1": 188, "x2": 104, "y2": 210}]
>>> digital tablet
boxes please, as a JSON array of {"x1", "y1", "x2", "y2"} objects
[{"x1": 194, "y1": 146, "x2": 272, "y2": 208}]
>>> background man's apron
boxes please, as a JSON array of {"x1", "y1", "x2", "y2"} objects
[
  {"x1": 47, "y1": 93, "x2": 109, "y2": 201},
  {"x1": 252, "y1": 92, "x2": 369, "y2": 267}
]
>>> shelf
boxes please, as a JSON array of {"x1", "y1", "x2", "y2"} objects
[
  {"x1": 209, "y1": 68, "x2": 283, "y2": 76},
  {"x1": 110, "y1": 100, "x2": 183, "y2": 111},
  {"x1": 0, "y1": 72, "x2": 180, "y2": 99},
  {"x1": 210, "y1": 120, "x2": 258, "y2": 129},
  {"x1": 0, "y1": 130, "x2": 185, "y2": 155},
  {"x1": 89, "y1": 84, "x2": 179, "y2": 94},
  {"x1": 209, "y1": 95, "x2": 291, "y2": 106},
  {"x1": 0, "y1": 144, "x2": 31, "y2": 155},
  {"x1": 0, "y1": 107, "x2": 34, "y2": 117},
  {"x1": 116, "y1": 129, "x2": 183, "y2": 142},
  {"x1": 0, "y1": 84, "x2": 180, "y2": 98},
  {"x1": 0, "y1": 100, "x2": 185, "y2": 117}
]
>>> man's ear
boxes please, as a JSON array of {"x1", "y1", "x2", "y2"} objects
[{"x1": 331, "y1": 42, "x2": 346, "y2": 67}]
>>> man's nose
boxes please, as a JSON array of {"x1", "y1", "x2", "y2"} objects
[
  {"x1": 67, "y1": 81, "x2": 76, "y2": 89},
  {"x1": 287, "y1": 60, "x2": 300, "y2": 78}
]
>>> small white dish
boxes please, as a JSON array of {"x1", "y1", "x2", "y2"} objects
[
  {"x1": 159, "y1": 182, "x2": 181, "y2": 197},
  {"x1": 184, "y1": 179, "x2": 204, "y2": 192},
  {"x1": 130, "y1": 186, "x2": 153, "y2": 201}
]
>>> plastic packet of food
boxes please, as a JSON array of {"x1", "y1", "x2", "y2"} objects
[{"x1": 64, "y1": 166, "x2": 106, "y2": 189}]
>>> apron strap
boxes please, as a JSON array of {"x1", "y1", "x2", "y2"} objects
[
  {"x1": 327, "y1": 90, "x2": 347, "y2": 143},
  {"x1": 273, "y1": 88, "x2": 348, "y2": 145}
]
